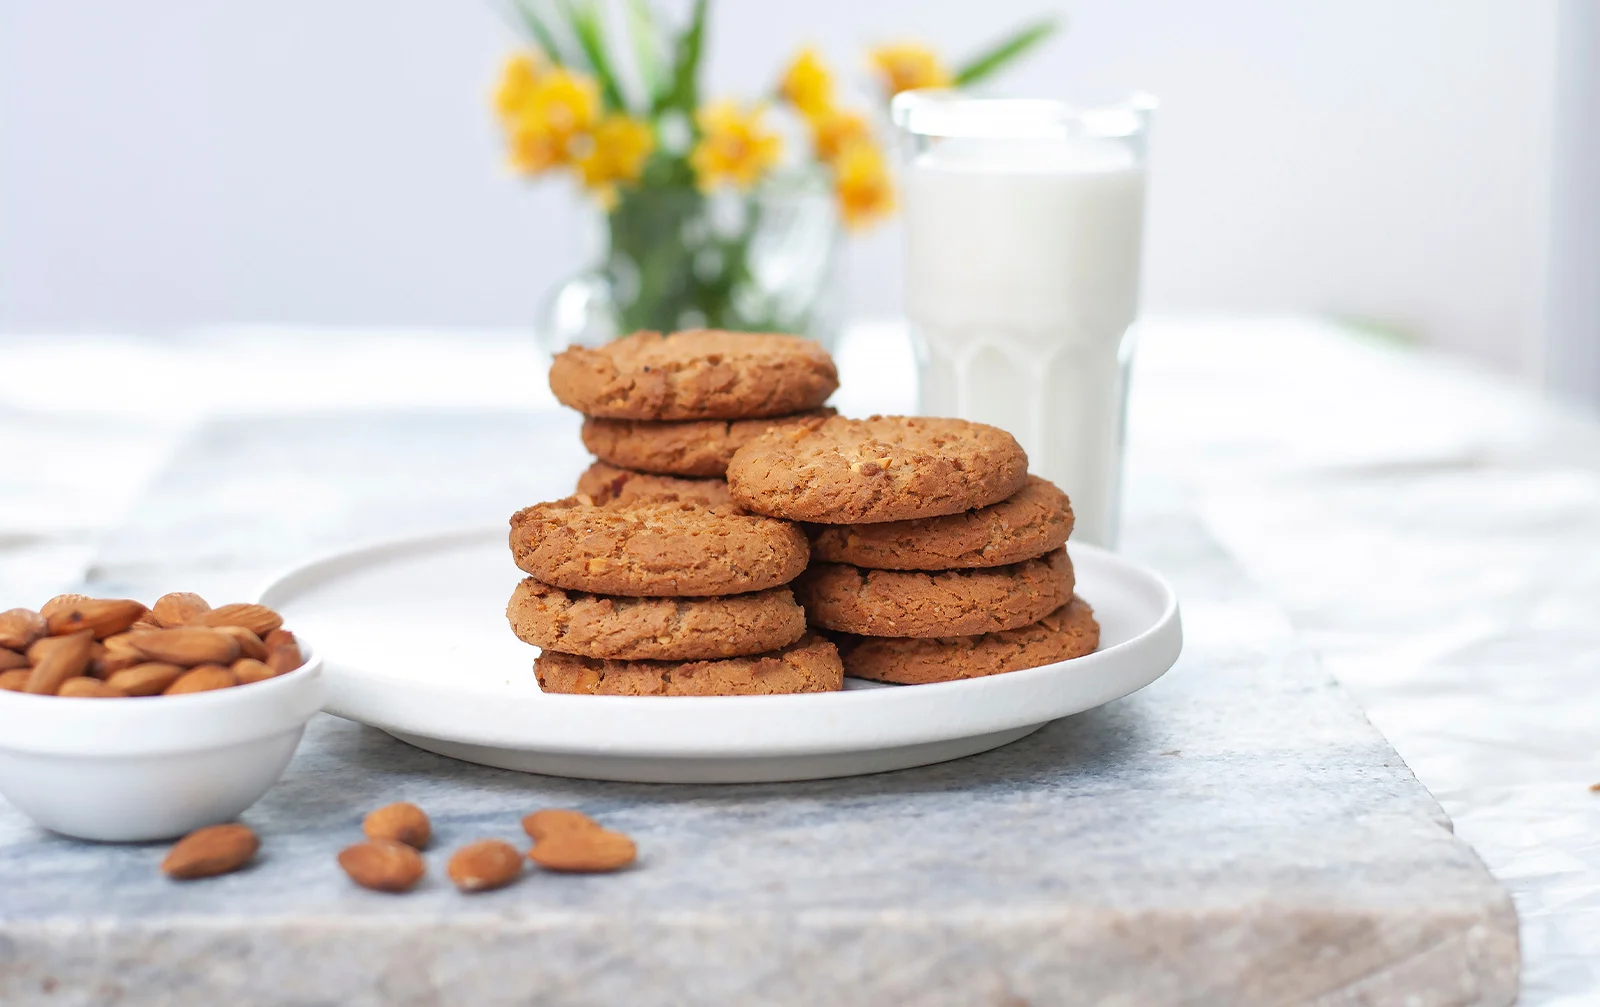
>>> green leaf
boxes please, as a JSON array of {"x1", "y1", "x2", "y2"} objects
[
  {"x1": 951, "y1": 18, "x2": 1058, "y2": 87},
  {"x1": 562, "y1": 0, "x2": 630, "y2": 112},
  {"x1": 626, "y1": 0, "x2": 665, "y2": 106},
  {"x1": 506, "y1": 0, "x2": 569, "y2": 65},
  {"x1": 661, "y1": 0, "x2": 708, "y2": 116}
]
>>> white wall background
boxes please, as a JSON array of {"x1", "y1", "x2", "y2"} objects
[{"x1": 0, "y1": 0, "x2": 1559, "y2": 374}]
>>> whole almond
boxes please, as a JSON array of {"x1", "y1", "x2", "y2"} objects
[
  {"x1": 162, "y1": 823, "x2": 259, "y2": 879},
  {"x1": 197, "y1": 603, "x2": 283, "y2": 638},
  {"x1": 363, "y1": 802, "x2": 432, "y2": 848},
  {"x1": 0, "y1": 609, "x2": 46, "y2": 651},
  {"x1": 58, "y1": 677, "x2": 126, "y2": 698},
  {"x1": 39, "y1": 594, "x2": 90, "y2": 620},
  {"x1": 0, "y1": 648, "x2": 28, "y2": 672},
  {"x1": 265, "y1": 634, "x2": 303, "y2": 676},
  {"x1": 522, "y1": 808, "x2": 602, "y2": 843},
  {"x1": 0, "y1": 669, "x2": 30, "y2": 691},
  {"x1": 152, "y1": 592, "x2": 210, "y2": 628},
  {"x1": 164, "y1": 664, "x2": 238, "y2": 695},
  {"x1": 527, "y1": 829, "x2": 637, "y2": 873},
  {"x1": 46, "y1": 598, "x2": 148, "y2": 640},
  {"x1": 216, "y1": 625, "x2": 268, "y2": 662},
  {"x1": 231, "y1": 658, "x2": 276, "y2": 685},
  {"x1": 448, "y1": 839, "x2": 524, "y2": 892},
  {"x1": 126, "y1": 627, "x2": 241, "y2": 666},
  {"x1": 24, "y1": 630, "x2": 95, "y2": 695},
  {"x1": 106, "y1": 662, "x2": 187, "y2": 696},
  {"x1": 338, "y1": 840, "x2": 425, "y2": 893},
  {"x1": 130, "y1": 620, "x2": 162, "y2": 631},
  {"x1": 99, "y1": 633, "x2": 146, "y2": 674}
]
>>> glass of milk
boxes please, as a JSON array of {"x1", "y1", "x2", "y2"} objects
[{"x1": 892, "y1": 92, "x2": 1155, "y2": 548}]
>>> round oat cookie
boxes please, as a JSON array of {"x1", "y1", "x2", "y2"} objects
[
  {"x1": 581, "y1": 408, "x2": 836, "y2": 478},
  {"x1": 549, "y1": 330, "x2": 839, "y2": 421},
  {"x1": 837, "y1": 596, "x2": 1099, "y2": 684},
  {"x1": 727, "y1": 415, "x2": 1028, "y2": 524},
  {"x1": 576, "y1": 461, "x2": 731, "y2": 506},
  {"x1": 509, "y1": 496, "x2": 808, "y2": 597},
  {"x1": 535, "y1": 633, "x2": 843, "y2": 696},
  {"x1": 507, "y1": 578, "x2": 806, "y2": 660},
  {"x1": 809, "y1": 475, "x2": 1073, "y2": 570},
  {"x1": 795, "y1": 547, "x2": 1073, "y2": 638}
]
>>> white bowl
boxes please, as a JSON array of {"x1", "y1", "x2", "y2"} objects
[{"x1": 0, "y1": 646, "x2": 324, "y2": 842}]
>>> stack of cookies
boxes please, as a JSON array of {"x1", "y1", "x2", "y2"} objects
[{"x1": 726, "y1": 415, "x2": 1100, "y2": 684}]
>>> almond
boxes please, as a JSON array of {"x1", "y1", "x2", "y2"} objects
[
  {"x1": 39, "y1": 594, "x2": 90, "y2": 620},
  {"x1": 24, "y1": 630, "x2": 95, "y2": 694},
  {"x1": 152, "y1": 591, "x2": 210, "y2": 628},
  {"x1": 0, "y1": 648, "x2": 28, "y2": 672},
  {"x1": 338, "y1": 840, "x2": 425, "y2": 892},
  {"x1": 522, "y1": 808, "x2": 602, "y2": 843},
  {"x1": 46, "y1": 598, "x2": 148, "y2": 640},
  {"x1": 216, "y1": 625, "x2": 268, "y2": 661},
  {"x1": 231, "y1": 658, "x2": 276, "y2": 685},
  {"x1": 126, "y1": 627, "x2": 241, "y2": 666},
  {"x1": 99, "y1": 633, "x2": 146, "y2": 674},
  {"x1": 0, "y1": 669, "x2": 30, "y2": 691},
  {"x1": 363, "y1": 802, "x2": 432, "y2": 848},
  {"x1": 527, "y1": 828, "x2": 636, "y2": 873},
  {"x1": 265, "y1": 632, "x2": 303, "y2": 676},
  {"x1": 162, "y1": 823, "x2": 259, "y2": 879},
  {"x1": 106, "y1": 662, "x2": 187, "y2": 696},
  {"x1": 164, "y1": 664, "x2": 238, "y2": 695},
  {"x1": 448, "y1": 839, "x2": 523, "y2": 892},
  {"x1": 58, "y1": 677, "x2": 126, "y2": 698},
  {"x1": 0, "y1": 609, "x2": 46, "y2": 651},
  {"x1": 197, "y1": 603, "x2": 283, "y2": 638}
]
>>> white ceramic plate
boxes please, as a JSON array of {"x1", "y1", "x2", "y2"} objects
[{"x1": 261, "y1": 530, "x2": 1182, "y2": 783}]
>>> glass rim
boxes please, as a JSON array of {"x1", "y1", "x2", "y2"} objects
[{"x1": 891, "y1": 90, "x2": 1157, "y2": 140}]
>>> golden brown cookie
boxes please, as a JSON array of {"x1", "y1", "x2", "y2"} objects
[
  {"x1": 535, "y1": 633, "x2": 844, "y2": 696},
  {"x1": 507, "y1": 578, "x2": 807, "y2": 660},
  {"x1": 581, "y1": 408, "x2": 836, "y2": 477},
  {"x1": 795, "y1": 547, "x2": 1073, "y2": 638},
  {"x1": 837, "y1": 597, "x2": 1100, "y2": 684},
  {"x1": 727, "y1": 415, "x2": 1028, "y2": 524},
  {"x1": 510, "y1": 496, "x2": 808, "y2": 597},
  {"x1": 549, "y1": 330, "x2": 838, "y2": 421},
  {"x1": 809, "y1": 475, "x2": 1073, "y2": 570},
  {"x1": 575, "y1": 461, "x2": 732, "y2": 506}
]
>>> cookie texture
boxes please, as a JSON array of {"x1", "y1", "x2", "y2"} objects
[
  {"x1": 535, "y1": 633, "x2": 844, "y2": 696},
  {"x1": 549, "y1": 330, "x2": 839, "y2": 421},
  {"x1": 838, "y1": 597, "x2": 1100, "y2": 684},
  {"x1": 809, "y1": 475, "x2": 1073, "y2": 570},
  {"x1": 795, "y1": 547, "x2": 1074, "y2": 638},
  {"x1": 509, "y1": 496, "x2": 808, "y2": 597},
  {"x1": 727, "y1": 415, "x2": 1028, "y2": 524},
  {"x1": 507, "y1": 578, "x2": 806, "y2": 660},
  {"x1": 581, "y1": 408, "x2": 836, "y2": 478},
  {"x1": 576, "y1": 461, "x2": 731, "y2": 506}
]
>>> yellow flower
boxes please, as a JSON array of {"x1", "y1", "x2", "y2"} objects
[
  {"x1": 494, "y1": 52, "x2": 542, "y2": 120},
  {"x1": 809, "y1": 107, "x2": 872, "y2": 165},
  {"x1": 689, "y1": 101, "x2": 783, "y2": 191},
  {"x1": 834, "y1": 140, "x2": 894, "y2": 229},
  {"x1": 779, "y1": 47, "x2": 833, "y2": 120},
  {"x1": 502, "y1": 67, "x2": 601, "y2": 175},
  {"x1": 576, "y1": 115, "x2": 657, "y2": 204},
  {"x1": 868, "y1": 42, "x2": 950, "y2": 95}
]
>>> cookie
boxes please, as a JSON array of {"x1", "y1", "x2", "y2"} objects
[
  {"x1": 507, "y1": 578, "x2": 807, "y2": 660},
  {"x1": 510, "y1": 496, "x2": 808, "y2": 597},
  {"x1": 549, "y1": 330, "x2": 839, "y2": 421},
  {"x1": 581, "y1": 408, "x2": 836, "y2": 478},
  {"x1": 795, "y1": 547, "x2": 1073, "y2": 638},
  {"x1": 837, "y1": 597, "x2": 1100, "y2": 684},
  {"x1": 809, "y1": 475, "x2": 1073, "y2": 570},
  {"x1": 535, "y1": 633, "x2": 844, "y2": 696},
  {"x1": 576, "y1": 461, "x2": 732, "y2": 506},
  {"x1": 727, "y1": 415, "x2": 1028, "y2": 524}
]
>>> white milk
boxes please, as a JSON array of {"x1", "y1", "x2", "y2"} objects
[{"x1": 904, "y1": 136, "x2": 1147, "y2": 546}]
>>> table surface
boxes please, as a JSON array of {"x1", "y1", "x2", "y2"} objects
[{"x1": 0, "y1": 317, "x2": 1594, "y2": 1004}]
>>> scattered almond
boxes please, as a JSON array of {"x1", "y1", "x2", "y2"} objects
[
  {"x1": 106, "y1": 662, "x2": 187, "y2": 696},
  {"x1": 216, "y1": 625, "x2": 268, "y2": 662},
  {"x1": 363, "y1": 802, "x2": 431, "y2": 849},
  {"x1": 0, "y1": 648, "x2": 28, "y2": 672},
  {"x1": 152, "y1": 591, "x2": 210, "y2": 628},
  {"x1": 58, "y1": 677, "x2": 126, "y2": 698},
  {"x1": 45, "y1": 598, "x2": 147, "y2": 640},
  {"x1": 527, "y1": 828, "x2": 637, "y2": 873},
  {"x1": 24, "y1": 630, "x2": 95, "y2": 695},
  {"x1": 0, "y1": 609, "x2": 46, "y2": 651},
  {"x1": 338, "y1": 840, "x2": 425, "y2": 892},
  {"x1": 197, "y1": 603, "x2": 283, "y2": 638},
  {"x1": 162, "y1": 823, "x2": 259, "y2": 880},
  {"x1": 231, "y1": 658, "x2": 276, "y2": 685},
  {"x1": 39, "y1": 594, "x2": 91, "y2": 620},
  {"x1": 0, "y1": 669, "x2": 30, "y2": 691},
  {"x1": 448, "y1": 839, "x2": 523, "y2": 892},
  {"x1": 127, "y1": 627, "x2": 241, "y2": 667},
  {"x1": 522, "y1": 808, "x2": 602, "y2": 843},
  {"x1": 164, "y1": 664, "x2": 238, "y2": 695}
]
